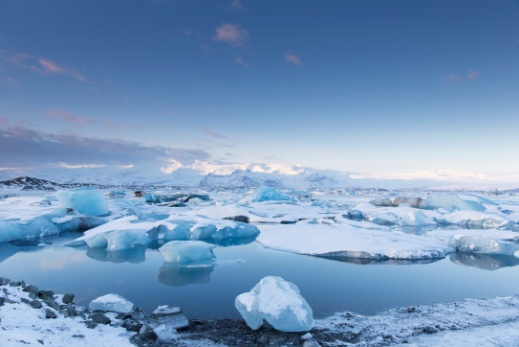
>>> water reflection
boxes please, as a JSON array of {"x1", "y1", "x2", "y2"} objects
[
  {"x1": 315, "y1": 254, "x2": 443, "y2": 265},
  {"x1": 158, "y1": 262, "x2": 215, "y2": 286},
  {"x1": 86, "y1": 246, "x2": 147, "y2": 263},
  {"x1": 449, "y1": 252, "x2": 519, "y2": 270}
]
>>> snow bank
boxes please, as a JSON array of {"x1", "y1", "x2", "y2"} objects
[{"x1": 0, "y1": 285, "x2": 134, "y2": 347}]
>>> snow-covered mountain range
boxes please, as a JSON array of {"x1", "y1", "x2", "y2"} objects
[{"x1": 1, "y1": 161, "x2": 518, "y2": 190}]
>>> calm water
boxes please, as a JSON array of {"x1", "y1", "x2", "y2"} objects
[{"x1": 1, "y1": 235, "x2": 519, "y2": 320}]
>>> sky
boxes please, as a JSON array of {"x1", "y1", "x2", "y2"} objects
[{"x1": 1, "y1": 0, "x2": 519, "y2": 179}]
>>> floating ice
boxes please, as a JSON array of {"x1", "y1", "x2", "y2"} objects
[
  {"x1": 56, "y1": 187, "x2": 109, "y2": 216},
  {"x1": 421, "y1": 194, "x2": 485, "y2": 212},
  {"x1": 449, "y1": 235, "x2": 519, "y2": 256},
  {"x1": 89, "y1": 293, "x2": 134, "y2": 314},
  {"x1": 235, "y1": 276, "x2": 314, "y2": 332},
  {"x1": 438, "y1": 211, "x2": 509, "y2": 229},
  {"x1": 145, "y1": 192, "x2": 210, "y2": 204},
  {"x1": 351, "y1": 202, "x2": 438, "y2": 227},
  {"x1": 159, "y1": 240, "x2": 216, "y2": 265},
  {"x1": 253, "y1": 186, "x2": 292, "y2": 202},
  {"x1": 85, "y1": 229, "x2": 148, "y2": 251},
  {"x1": 258, "y1": 221, "x2": 451, "y2": 260}
]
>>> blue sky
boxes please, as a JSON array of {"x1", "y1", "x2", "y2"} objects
[{"x1": 1, "y1": 0, "x2": 519, "y2": 177}]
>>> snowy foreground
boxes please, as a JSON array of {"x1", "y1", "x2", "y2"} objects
[
  {"x1": 2, "y1": 184, "x2": 519, "y2": 345},
  {"x1": 2, "y1": 278, "x2": 519, "y2": 346}
]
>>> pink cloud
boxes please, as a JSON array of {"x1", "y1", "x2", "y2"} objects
[
  {"x1": 467, "y1": 69, "x2": 481, "y2": 80},
  {"x1": 235, "y1": 56, "x2": 249, "y2": 67},
  {"x1": 39, "y1": 58, "x2": 63, "y2": 73},
  {"x1": 205, "y1": 128, "x2": 228, "y2": 139},
  {"x1": 284, "y1": 53, "x2": 302, "y2": 65},
  {"x1": 104, "y1": 119, "x2": 116, "y2": 130},
  {"x1": 46, "y1": 110, "x2": 92, "y2": 125},
  {"x1": 214, "y1": 24, "x2": 249, "y2": 46}
]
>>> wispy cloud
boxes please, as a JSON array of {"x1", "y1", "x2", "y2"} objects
[
  {"x1": 214, "y1": 24, "x2": 249, "y2": 46},
  {"x1": 445, "y1": 73, "x2": 462, "y2": 83},
  {"x1": 235, "y1": 56, "x2": 249, "y2": 67},
  {"x1": 104, "y1": 119, "x2": 116, "y2": 130},
  {"x1": 6, "y1": 76, "x2": 21, "y2": 88},
  {"x1": 205, "y1": 128, "x2": 228, "y2": 139},
  {"x1": 46, "y1": 109, "x2": 92, "y2": 125},
  {"x1": 445, "y1": 70, "x2": 481, "y2": 83},
  {"x1": 230, "y1": 0, "x2": 244, "y2": 10},
  {"x1": 0, "y1": 50, "x2": 89, "y2": 83},
  {"x1": 467, "y1": 69, "x2": 481, "y2": 80},
  {"x1": 284, "y1": 52, "x2": 302, "y2": 65},
  {"x1": 0, "y1": 119, "x2": 211, "y2": 168}
]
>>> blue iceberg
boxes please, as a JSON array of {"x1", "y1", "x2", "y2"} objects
[{"x1": 56, "y1": 187, "x2": 109, "y2": 216}]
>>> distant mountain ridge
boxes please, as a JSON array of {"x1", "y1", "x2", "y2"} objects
[{"x1": 0, "y1": 176, "x2": 66, "y2": 191}]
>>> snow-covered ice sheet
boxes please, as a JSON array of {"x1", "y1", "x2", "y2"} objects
[{"x1": 257, "y1": 220, "x2": 452, "y2": 259}]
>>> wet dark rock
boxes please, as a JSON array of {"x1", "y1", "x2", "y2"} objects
[
  {"x1": 62, "y1": 293, "x2": 75, "y2": 304},
  {"x1": 407, "y1": 306, "x2": 415, "y2": 313},
  {"x1": 24, "y1": 285, "x2": 39, "y2": 295},
  {"x1": 37, "y1": 290, "x2": 54, "y2": 301},
  {"x1": 0, "y1": 297, "x2": 4, "y2": 306},
  {"x1": 85, "y1": 321, "x2": 98, "y2": 329},
  {"x1": 9, "y1": 280, "x2": 25, "y2": 287},
  {"x1": 45, "y1": 308, "x2": 57, "y2": 319},
  {"x1": 0, "y1": 277, "x2": 11, "y2": 285},
  {"x1": 44, "y1": 299, "x2": 60, "y2": 310},
  {"x1": 223, "y1": 215, "x2": 250, "y2": 223},
  {"x1": 90, "y1": 311, "x2": 111, "y2": 325},
  {"x1": 30, "y1": 300, "x2": 43, "y2": 309},
  {"x1": 62, "y1": 305, "x2": 78, "y2": 317},
  {"x1": 29, "y1": 292, "x2": 39, "y2": 300},
  {"x1": 122, "y1": 318, "x2": 143, "y2": 332},
  {"x1": 139, "y1": 324, "x2": 158, "y2": 341}
]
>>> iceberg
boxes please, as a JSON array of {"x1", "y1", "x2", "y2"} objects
[
  {"x1": 420, "y1": 194, "x2": 485, "y2": 212},
  {"x1": 235, "y1": 276, "x2": 314, "y2": 332},
  {"x1": 159, "y1": 240, "x2": 216, "y2": 265},
  {"x1": 448, "y1": 235, "x2": 519, "y2": 256},
  {"x1": 85, "y1": 229, "x2": 148, "y2": 251},
  {"x1": 212, "y1": 222, "x2": 260, "y2": 240},
  {"x1": 438, "y1": 211, "x2": 509, "y2": 229},
  {"x1": 56, "y1": 187, "x2": 109, "y2": 216},
  {"x1": 253, "y1": 186, "x2": 292, "y2": 202},
  {"x1": 89, "y1": 293, "x2": 134, "y2": 314}
]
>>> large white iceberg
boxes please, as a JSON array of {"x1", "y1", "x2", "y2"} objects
[
  {"x1": 159, "y1": 240, "x2": 216, "y2": 265},
  {"x1": 56, "y1": 187, "x2": 109, "y2": 216},
  {"x1": 235, "y1": 276, "x2": 314, "y2": 332}
]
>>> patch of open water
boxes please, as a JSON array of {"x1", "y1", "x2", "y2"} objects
[{"x1": 1, "y1": 236, "x2": 519, "y2": 320}]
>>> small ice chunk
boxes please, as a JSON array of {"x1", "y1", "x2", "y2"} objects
[
  {"x1": 253, "y1": 186, "x2": 292, "y2": 202},
  {"x1": 56, "y1": 187, "x2": 109, "y2": 216},
  {"x1": 159, "y1": 240, "x2": 215, "y2": 265},
  {"x1": 105, "y1": 229, "x2": 148, "y2": 251},
  {"x1": 235, "y1": 276, "x2": 314, "y2": 332},
  {"x1": 89, "y1": 293, "x2": 134, "y2": 314}
]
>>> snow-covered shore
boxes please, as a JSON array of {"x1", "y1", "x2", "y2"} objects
[{"x1": 2, "y1": 277, "x2": 519, "y2": 346}]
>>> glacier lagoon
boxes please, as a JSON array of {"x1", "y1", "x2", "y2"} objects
[
  {"x1": 1, "y1": 236, "x2": 519, "y2": 320},
  {"x1": 1, "y1": 186, "x2": 519, "y2": 321}
]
